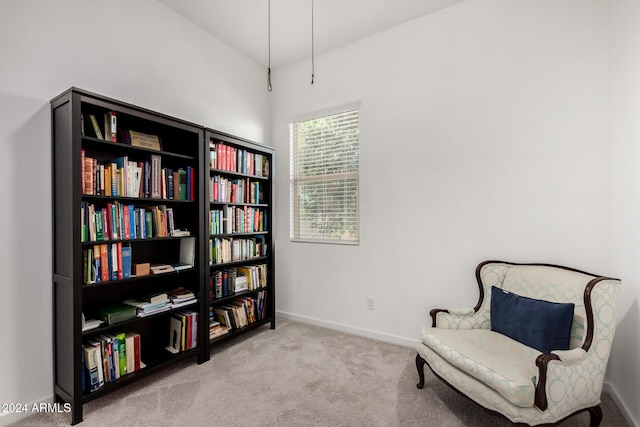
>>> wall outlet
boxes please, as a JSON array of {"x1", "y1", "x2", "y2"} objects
[{"x1": 367, "y1": 297, "x2": 375, "y2": 310}]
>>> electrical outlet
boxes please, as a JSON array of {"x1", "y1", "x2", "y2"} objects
[{"x1": 367, "y1": 297, "x2": 375, "y2": 310}]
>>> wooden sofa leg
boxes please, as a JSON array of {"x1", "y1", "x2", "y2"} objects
[
  {"x1": 588, "y1": 405, "x2": 603, "y2": 427},
  {"x1": 416, "y1": 353, "x2": 426, "y2": 389}
]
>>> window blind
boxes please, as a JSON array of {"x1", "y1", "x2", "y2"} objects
[{"x1": 290, "y1": 107, "x2": 360, "y2": 244}]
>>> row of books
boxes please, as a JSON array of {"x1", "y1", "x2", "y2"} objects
[
  {"x1": 209, "y1": 141, "x2": 269, "y2": 178},
  {"x1": 81, "y1": 150, "x2": 195, "y2": 201},
  {"x1": 209, "y1": 237, "x2": 267, "y2": 265},
  {"x1": 83, "y1": 237, "x2": 195, "y2": 285},
  {"x1": 209, "y1": 291, "x2": 268, "y2": 337},
  {"x1": 81, "y1": 201, "x2": 180, "y2": 242},
  {"x1": 83, "y1": 242, "x2": 131, "y2": 284},
  {"x1": 209, "y1": 264, "x2": 267, "y2": 300},
  {"x1": 209, "y1": 206, "x2": 267, "y2": 235},
  {"x1": 82, "y1": 331, "x2": 142, "y2": 394},
  {"x1": 166, "y1": 309, "x2": 198, "y2": 354},
  {"x1": 210, "y1": 175, "x2": 264, "y2": 205}
]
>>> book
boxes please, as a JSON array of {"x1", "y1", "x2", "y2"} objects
[
  {"x1": 110, "y1": 111, "x2": 117, "y2": 142},
  {"x1": 83, "y1": 345, "x2": 100, "y2": 392},
  {"x1": 124, "y1": 332, "x2": 140, "y2": 373},
  {"x1": 89, "y1": 114, "x2": 103, "y2": 140},
  {"x1": 121, "y1": 245, "x2": 132, "y2": 279},
  {"x1": 150, "y1": 264, "x2": 175, "y2": 275},
  {"x1": 168, "y1": 287, "x2": 195, "y2": 301},
  {"x1": 121, "y1": 129, "x2": 162, "y2": 151},
  {"x1": 99, "y1": 303, "x2": 136, "y2": 325},
  {"x1": 150, "y1": 155, "x2": 162, "y2": 198},
  {"x1": 123, "y1": 297, "x2": 168, "y2": 311}
]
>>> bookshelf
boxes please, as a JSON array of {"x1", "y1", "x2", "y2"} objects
[
  {"x1": 51, "y1": 88, "x2": 207, "y2": 424},
  {"x1": 205, "y1": 130, "x2": 276, "y2": 344}
]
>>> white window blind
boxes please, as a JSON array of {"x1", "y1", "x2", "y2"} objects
[{"x1": 290, "y1": 105, "x2": 360, "y2": 244}]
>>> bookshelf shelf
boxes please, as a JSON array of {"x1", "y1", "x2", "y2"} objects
[
  {"x1": 209, "y1": 317, "x2": 272, "y2": 344},
  {"x1": 209, "y1": 201, "x2": 268, "y2": 208},
  {"x1": 210, "y1": 231, "x2": 269, "y2": 238},
  {"x1": 81, "y1": 301, "x2": 200, "y2": 338},
  {"x1": 82, "y1": 136, "x2": 196, "y2": 160},
  {"x1": 82, "y1": 194, "x2": 196, "y2": 204},
  {"x1": 52, "y1": 88, "x2": 206, "y2": 424},
  {"x1": 80, "y1": 347, "x2": 199, "y2": 404},
  {"x1": 209, "y1": 167, "x2": 270, "y2": 181},
  {"x1": 209, "y1": 256, "x2": 269, "y2": 267}
]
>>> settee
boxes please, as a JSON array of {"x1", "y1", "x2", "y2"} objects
[{"x1": 416, "y1": 260, "x2": 621, "y2": 426}]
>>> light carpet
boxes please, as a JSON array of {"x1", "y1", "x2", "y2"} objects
[{"x1": 13, "y1": 319, "x2": 629, "y2": 426}]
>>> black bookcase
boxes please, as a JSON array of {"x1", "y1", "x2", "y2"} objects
[
  {"x1": 51, "y1": 88, "x2": 207, "y2": 424},
  {"x1": 205, "y1": 130, "x2": 276, "y2": 345}
]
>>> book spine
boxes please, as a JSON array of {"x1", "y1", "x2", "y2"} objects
[{"x1": 110, "y1": 112, "x2": 117, "y2": 142}]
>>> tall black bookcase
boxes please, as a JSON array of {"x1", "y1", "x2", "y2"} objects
[
  {"x1": 205, "y1": 130, "x2": 276, "y2": 344},
  {"x1": 51, "y1": 88, "x2": 207, "y2": 424}
]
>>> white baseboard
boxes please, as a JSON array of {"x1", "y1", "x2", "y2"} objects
[
  {"x1": 604, "y1": 381, "x2": 639, "y2": 427},
  {"x1": 0, "y1": 394, "x2": 54, "y2": 427},
  {"x1": 276, "y1": 310, "x2": 419, "y2": 348}
]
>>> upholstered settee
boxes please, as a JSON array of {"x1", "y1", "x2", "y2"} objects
[{"x1": 416, "y1": 261, "x2": 621, "y2": 426}]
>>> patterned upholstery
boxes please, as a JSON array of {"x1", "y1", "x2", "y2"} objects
[{"x1": 416, "y1": 261, "x2": 620, "y2": 426}]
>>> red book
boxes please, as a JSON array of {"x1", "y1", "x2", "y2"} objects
[
  {"x1": 81, "y1": 149, "x2": 85, "y2": 193},
  {"x1": 117, "y1": 242, "x2": 123, "y2": 280},
  {"x1": 83, "y1": 157, "x2": 94, "y2": 195},
  {"x1": 186, "y1": 313, "x2": 192, "y2": 349},
  {"x1": 122, "y1": 206, "x2": 131, "y2": 240},
  {"x1": 134, "y1": 333, "x2": 141, "y2": 371},
  {"x1": 100, "y1": 244, "x2": 109, "y2": 282}
]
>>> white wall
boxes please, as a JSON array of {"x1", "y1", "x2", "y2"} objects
[
  {"x1": 0, "y1": 0, "x2": 269, "y2": 424},
  {"x1": 609, "y1": 0, "x2": 640, "y2": 425},
  {"x1": 270, "y1": 0, "x2": 612, "y2": 364}
]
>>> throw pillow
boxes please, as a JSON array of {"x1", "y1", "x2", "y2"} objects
[{"x1": 490, "y1": 286, "x2": 574, "y2": 353}]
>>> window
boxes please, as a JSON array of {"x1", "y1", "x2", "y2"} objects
[{"x1": 290, "y1": 103, "x2": 360, "y2": 244}]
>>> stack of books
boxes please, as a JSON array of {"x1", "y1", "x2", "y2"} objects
[
  {"x1": 168, "y1": 287, "x2": 197, "y2": 309},
  {"x1": 123, "y1": 293, "x2": 170, "y2": 317},
  {"x1": 208, "y1": 307, "x2": 230, "y2": 339}
]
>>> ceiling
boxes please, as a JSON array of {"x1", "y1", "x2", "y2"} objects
[{"x1": 157, "y1": 0, "x2": 466, "y2": 69}]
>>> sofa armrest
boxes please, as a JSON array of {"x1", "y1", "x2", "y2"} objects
[
  {"x1": 551, "y1": 348, "x2": 587, "y2": 363},
  {"x1": 429, "y1": 308, "x2": 489, "y2": 329},
  {"x1": 534, "y1": 348, "x2": 588, "y2": 410}
]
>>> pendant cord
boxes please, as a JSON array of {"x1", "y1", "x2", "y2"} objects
[
  {"x1": 311, "y1": 0, "x2": 315, "y2": 85},
  {"x1": 267, "y1": 0, "x2": 272, "y2": 92}
]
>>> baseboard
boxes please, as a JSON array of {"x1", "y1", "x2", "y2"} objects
[
  {"x1": 0, "y1": 394, "x2": 54, "y2": 427},
  {"x1": 604, "y1": 381, "x2": 639, "y2": 427},
  {"x1": 276, "y1": 310, "x2": 419, "y2": 348}
]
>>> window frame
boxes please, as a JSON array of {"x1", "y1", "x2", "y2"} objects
[{"x1": 289, "y1": 102, "x2": 361, "y2": 245}]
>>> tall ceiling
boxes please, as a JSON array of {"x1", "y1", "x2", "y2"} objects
[{"x1": 157, "y1": 0, "x2": 466, "y2": 69}]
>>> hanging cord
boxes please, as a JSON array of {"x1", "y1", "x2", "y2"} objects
[
  {"x1": 311, "y1": 0, "x2": 315, "y2": 85},
  {"x1": 267, "y1": 0, "x2": 273, "y2": 92}
]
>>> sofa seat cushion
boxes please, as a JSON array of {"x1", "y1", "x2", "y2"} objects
[{"x1": 421, "y1": 327, "x2": 541, "y2": 407}]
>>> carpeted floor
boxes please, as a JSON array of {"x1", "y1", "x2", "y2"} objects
[{"x1": 13, "y1": 319, "x2": 629, "y2": 426}]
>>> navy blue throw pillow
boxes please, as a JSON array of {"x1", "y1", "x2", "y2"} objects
[{"x1": 490, "y1": 286, "x2": 574, "y2": 354}]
